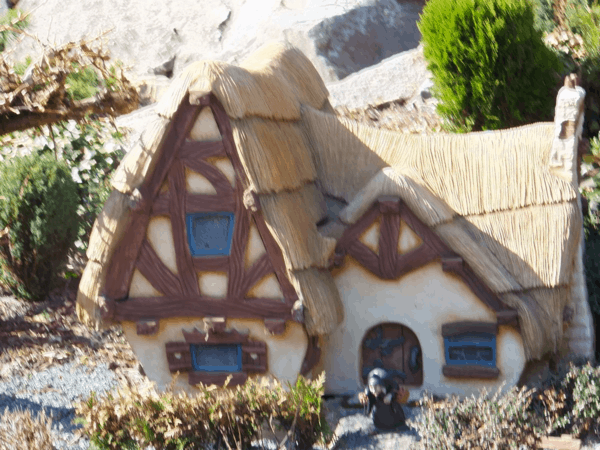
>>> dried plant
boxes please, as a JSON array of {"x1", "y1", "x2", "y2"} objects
[
  {"x1": 76, "y1": 373, "x2": 333, "y2": 450},
  {"x1": 0, "y1": 408, "x2": 55, "y2": 450},
  {"x1": 0, "y1": 14, "x2": 138, "y2": 135}
]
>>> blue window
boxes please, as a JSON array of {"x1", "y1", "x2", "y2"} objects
[
  {"x1": 190, "y1": 344, "x2": 242, "y2": 372},
  {"x1": 444, "y1": 332, "x2": 496, "y2": 367},
  {"x1": 186, "y1": 212, "x2": 235, "y2": 256}
]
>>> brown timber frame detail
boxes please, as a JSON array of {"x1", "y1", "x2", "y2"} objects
[
  {"x1": 101, "y1": 94, "x2": 298, "y2": 333},
  {"x1": 442, "y1": 365, "x2": 500, "y2": 379},
  {"x1": 166, "y1": 327, "x2": 267, "y2": 387},
  {"x1": 300, "y1": 336, "x2": 322, "y2": 376},
  {"x1": 334, "y1": 196, "x2": 519, "y2": 329},
  {"x1": 104, "y1": 97, "x2": 201, "y2": 300}
]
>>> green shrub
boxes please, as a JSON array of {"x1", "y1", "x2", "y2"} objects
[
  {"x1": 418, "y1": 0, "x2": 563, "y2": 132},
  {"x1": 0, "y1": 9, "x2": 28, "y2": 53},
  {"x1": 0, "y1": 153, "x2": 79, "y2": 300},
  {"x1": 65, "y1": 63, "x2": 102, "y2": 101},
  {"x1": 0, "y1": 119, "x2": 125, "y2": 255},
  {"x1": 566, "y1": 0, "x2": 600, "y2": 57},
  {"x1": 76, "y1": 374, "x2": 333, "y2": 450}
]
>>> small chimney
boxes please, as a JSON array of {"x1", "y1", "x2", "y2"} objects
[{"x1": 549, "y1": 74, "x2": 586, "y2": 185}]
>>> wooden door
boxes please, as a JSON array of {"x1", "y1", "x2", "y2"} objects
[{"x1": 360, "y1": 322, "x2": 423, "y2": 386}]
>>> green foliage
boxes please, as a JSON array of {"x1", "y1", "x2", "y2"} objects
[
  {"x1": 0, "y1": 119, "x2": 125, "y2": 255},
  {"x1": 13, "y1": 56, "x2": 32, "y2": 76},
  {"x1": 0, "y1": 153, "x2": 79, "y2": 300},
  {"x1": 0, "y1": 9, "x2": 28, "y2": 53},
  {"x1": 76, "y1": 374, "x2": 333, "y2": 450},
  {"x1": 418, "y1": 0, "x2": 563, "y2": 132},
  {"x1": 531, "y1": 0, "x2": 558, "y2": 33},
  {"x1": 566, "y1": 0, "x2": 600, "y2": 56},
  {"x1": 66, "y1": 63, "x2": 102, "y2": 101},
  {"x1": 559, "y1": 362, "x2": 600, "y2": 435},
  {"x1": 412, "y1": 361, "x2": 600, "y2": 447}
]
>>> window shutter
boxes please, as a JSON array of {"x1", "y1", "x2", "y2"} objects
[
  {"x1": 166, "y1": 342, "x2": 192, "y2": 373},
  {"x1": 241, "y1": 341, "x2": 267, "y2": 373}
]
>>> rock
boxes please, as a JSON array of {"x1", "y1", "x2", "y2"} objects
[
  {"x1": 327, "y1": 45, "x2": 432, "y2": 109},
  {"x1": 10, "y1": 0, "x2": 426, "y2": 84},
  {"x1": 309, "y1": 0, "x2": 426, "y2": 80}
]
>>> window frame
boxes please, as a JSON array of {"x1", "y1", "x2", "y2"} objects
[
  {"x1": 186, "y1": 212, "x2": 236, "y2": 256},
  {"x1": 441, "y1": 321, "x2": 500, "y2": 379},
  {"x1": 190, "y1": 343, "x2": 243, "y2": 373},
  {"x1": 443, "y1": 332, "x2": 497, "y2": 368}
]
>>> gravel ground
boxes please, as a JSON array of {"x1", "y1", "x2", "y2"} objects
[{"x1": 0, "y1": 356, "x2": 423, "y2": 450}]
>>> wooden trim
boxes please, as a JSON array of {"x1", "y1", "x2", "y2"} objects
[
  {"x1": 113, "y1": 296, "x2": 294, "y2": 321},
  {"x1": 442, "y1": 365, "x2": 500, "y2": 379},
  {"x1": 182, "y1": 157, "x2": 234, "y2": 197},
  {"x1": 378, "y1": 213, "x2": 401, "y2": 279},
  {"x1": 538, "y1": 435, "x2": 581, "y2": 450},
  {"x1": 208, "y1": 94, "x2": 247, "y2": 184},
  {"x1": 252, "y1": 212, "x2": 298, "y2": 303},
  {"x1": 228, "y1": 187, "x2": 250, "y2": 299},
  {"x1": 300, "y1": 336, "x2": 321, "y2": 376},
  {"x1": 441, "y1": 256, "x2": 464, "y2": 272},
  {"x1": 188, "y1": 372, "x2": 247, "y2": 387},
  {"x1": 496, "y1": 309, "x2": 519, "y2": 326},
  {"x1": 152, "y1": 193, "x2": 235, "y2": 215},
  {"x1": 183, "y1": 327, "x2": 249, "y2": 344},
  {"x1": 179, "y1": 140, "x2": 226, "y2": 160},
  {"x1": 446, "y1": 262, "x2": 506, "y2": 312},
  {"x1": 396, "y1": 244, "x2": 438, "y2": 277},
  {"x1": 378, "y1": 196, "x2": 401, "y2": 214},
  {"x1": 441, "y1": 321, "x2": 498, "y2": 337},
  {"x1": 192, "y1": 256, "x2": 230, "y2": 272},
  {"x1": 136, "y1": 239, "x2": 183, "y2": 296},
  {"x1": 104, "y1": 97, "x2": 200, "y2": 300},
  {"x1": 104, "y1": 211, "x2": 152, "y2": 300},
  {"x1": 346, "y1": 240, "x2": 380, "y2": 275},
  {"x1": 168, "y1": 158, "x2": 201, "y2": 297},
  {"x1": 136, "y1": 319, "x2": 160, "y2": 335},
  {"x1": 264, "y1": 319, "x2": 286, "y2": 335},
  {"x1": 165, "y1": 341, "x2": 193, "y2": 372},
  {"x1": 241, "y1": 253, "x2": 274, "y2": 297},
  {"x1": 336, "y1": 205, "x2": 380, "y2": 251},
  {"x1": 399, "y1": 203, "x2": 455, "y2": 258},
  {"x1": 241, "y1": 341, "x2": 268, "y2": 373}
]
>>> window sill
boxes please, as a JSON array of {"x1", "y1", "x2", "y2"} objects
[
  {"x1": 442, "y1": 365, "x2": 500, "y2": 379},
  {"x1": 188, "y1": 371, "x2": 248, "y2": 387}
]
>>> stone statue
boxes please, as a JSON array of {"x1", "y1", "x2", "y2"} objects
[{"x1": 358, "y1": 368, "x2": 407, "y2": 430}]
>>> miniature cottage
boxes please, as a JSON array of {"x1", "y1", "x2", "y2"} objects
[{"x1": 77, "y1": 43, "x2": 594, "y2": 399}]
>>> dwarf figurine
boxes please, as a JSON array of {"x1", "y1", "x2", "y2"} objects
[{"x1": 358, "y1": 368, "x2": 407, "y2": 430}]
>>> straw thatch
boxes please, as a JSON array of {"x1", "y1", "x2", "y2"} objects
[
  {"x1": 232, "y1": 118, "x2": 316, "y2": 193},
  {"x1": 79, "y1": 41, "x2": 585, "y2": 360}
]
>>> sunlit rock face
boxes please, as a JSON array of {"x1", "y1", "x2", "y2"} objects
[{"x1": 9, "y1": 0, "x2": 425, "y2": 84}]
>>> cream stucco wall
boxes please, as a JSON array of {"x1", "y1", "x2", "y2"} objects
[
  {"x1": 359, "y1": 219, "x2": 380, "y2": 253},
  {"x1": 189, "y1": 107, "x2": 221, "y2": 141},
  {"x1": 398, "y1": 220, "x2": 422, "y2": 253},
  {"x1": 198, "y1": 272, "x2": 228, "y2": 297},
  {"x1": 185, "y1": 168, "x2": 218, "y2": 195},
  {"x1": 248, "y1": 273, "x2": 284, "y2": 298},
  {"x1": 207, "y1": 157, "x2": 236, "y2": 187},
  {"x1": 146, "y1": 217, "x2": 178, "y2": 274},
  {"x1": 245, "y1": 225, "x2": 267, "y2": 268},
  {"x1": 122, "y1": 318, "x2": 308, "y2": 393},
  {"x1": 323, "y1": 259, "x2": 527, "y2": 399}
]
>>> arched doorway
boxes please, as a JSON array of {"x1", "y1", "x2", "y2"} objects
[{"x1": 360, "y1": 322, "x2": 423, "y2": 386}]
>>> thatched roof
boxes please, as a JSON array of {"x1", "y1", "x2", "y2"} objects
[{"x1": 78, "y1": 42, "x2": 584, "y2": 361}]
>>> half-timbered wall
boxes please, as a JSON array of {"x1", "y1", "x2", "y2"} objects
[
  {"x1": 322, "y1": 197, "x2": 526, "y2": 398},
  {"x1": 108, "y1": 95, "x2": 309, "y2": 390}
]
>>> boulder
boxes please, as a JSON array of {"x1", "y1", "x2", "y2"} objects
[
  {"x1": 327, "y1": 44, "x2": 432, "y2": 109},
  {"x1": 10, "y1": 0, "x2": 426, "y2": 84}
]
